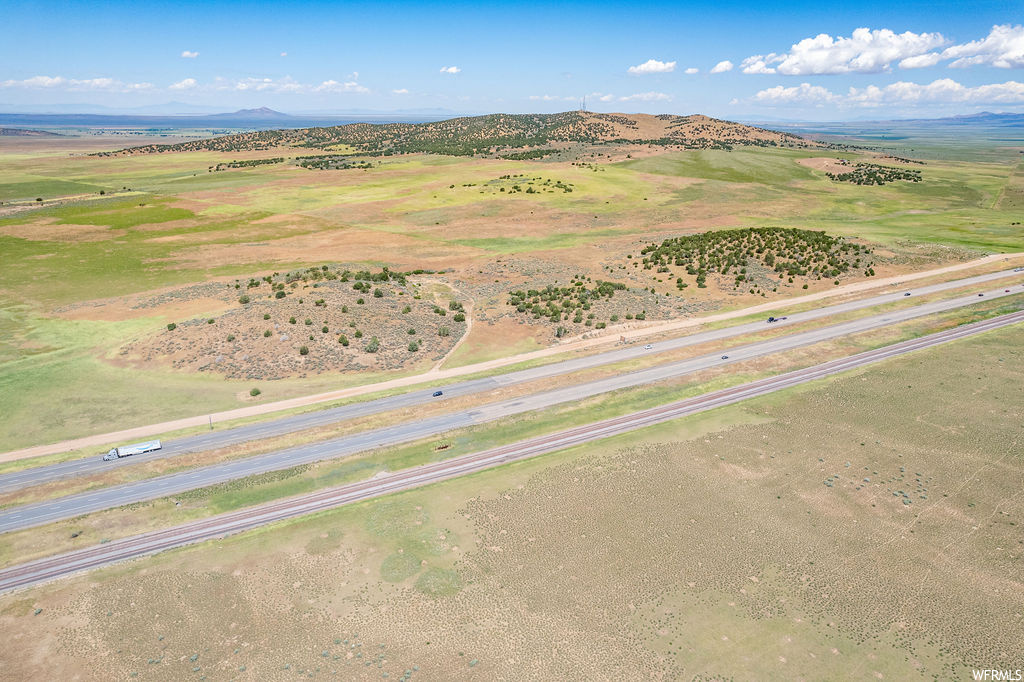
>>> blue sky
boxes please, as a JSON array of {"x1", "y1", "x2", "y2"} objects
[{"x1": 2, "y1": 0, "x2": 1023, "y2": 119}]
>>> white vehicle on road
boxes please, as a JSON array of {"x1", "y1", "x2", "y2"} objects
[
  {"x1": 102, "y1": 440, "x2": 162, "y2": 461},
  {"x1": 643, "y1": 344, "x2": 653, "y2": 350}
]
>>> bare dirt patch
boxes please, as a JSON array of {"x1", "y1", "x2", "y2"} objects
[
  {"x1": 797, "y1": 156, "x2": 854, "y2": 175},
  {"x1": 0, "y1": 217, "x2": 121, "y2": 242}
]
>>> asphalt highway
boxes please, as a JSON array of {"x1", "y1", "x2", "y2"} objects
[
  {"x1": 2, "y1": 267, "x2": 1021, "y2": 495},
  {"x1": 1, "y1": 282, "x2": 1021, "y2": 534},
  {"x1": 1, "y1": 309, "x2": 1020, "y2": 593}
]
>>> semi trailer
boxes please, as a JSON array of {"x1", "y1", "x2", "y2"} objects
[{"x1": 102, "y1": 440, "x2": 162, "y2": 461}]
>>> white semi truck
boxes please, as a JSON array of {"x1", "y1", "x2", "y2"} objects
[{"x1": 102, "y1": 439, "x2": 162, "y2": 461}]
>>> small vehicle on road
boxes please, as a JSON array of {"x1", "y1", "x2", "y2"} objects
[
  {"x1": 767, "y1": 316, "x2": 776, "y2": 323},
  {"x1": 721, "y1": 355, "x2": 729, "y2": 360},
  {"x1": 904, "y1": 292, "x2": 911, "y2": 296},
  {"x1": 978, "y1": 293, "x2": 984, "y2": 297},
  {"x1": 432, "y1": 390, "x2": 444, "y2": 397},
  {"x1": 643, "y1": 344, "x2": 653, "y2": 350}
]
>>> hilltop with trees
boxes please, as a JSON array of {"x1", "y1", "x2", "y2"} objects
[{"x1": 108, "y1": 111, "x2": 816, "y2": 157}]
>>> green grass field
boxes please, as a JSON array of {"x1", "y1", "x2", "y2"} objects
[{"x1": 1, "y1": 131, "x2": 1022, "y2": 449}]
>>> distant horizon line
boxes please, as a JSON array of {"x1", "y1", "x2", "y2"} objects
[{"x1": 0, "y1": 107, "x2": 1022, "y2": 127}]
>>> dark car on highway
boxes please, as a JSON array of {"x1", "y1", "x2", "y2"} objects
[{"x1": 432, "y1": 390, "x2": 444, "y2": 397}]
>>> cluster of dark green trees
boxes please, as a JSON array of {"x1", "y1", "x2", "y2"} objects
[
  {"x1": 826, "y1": 163, "x2": 922, "y2": 185},
  {"x1": 229, "y1": 265, "x2": 437, "y2": 302},
  {"x1": 638, "y1": 227, "x2": 875, "y2": 291},
  {"x1": 507, "y1": 276, "x2": 632, "y2": 327},
  {"x1": 296, "y1": 155, "x2": 375, "y2": 170},
  {"x1": 498, "y1": 148, "x2": 558, "y2": 160},
  {"x1": 210, "y1": 157, "x2": 283, "y2": 172}
]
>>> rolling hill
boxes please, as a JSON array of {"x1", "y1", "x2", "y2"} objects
[{"x1": 114, "y1": 111, "x2": 816, "y2": 157}]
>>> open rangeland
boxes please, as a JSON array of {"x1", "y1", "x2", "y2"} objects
[
  {"x1": 0, "y1": 322, "x2": 1020, "y2": 680},
  {"x1": 2, "y1": 113, "x2": 1022, "y2": 452}
]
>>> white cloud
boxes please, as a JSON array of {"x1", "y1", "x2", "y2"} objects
[
  {"x1": 181, "y1": 50, "x2": 199, "y2": 59},
  {"x1": 943, "y1": 24, "x2": 1024, "y2": 69},
  {"x1": 1, "y1": 75, "x2": 67, "y2": 88},
  {"x1": 225, "y1": 76, "x2": 302, "y2": 93},
  {"x1": 749, "y1": 78, "x2": 1024, "y2": 107},
  {"x1": 439, "y1": 66, "x2": 460, "y2": 74},
  {"x1": 710, "y1": 60, "x2": 734, "y2": 74},
  {"x1": 898, "y1": 53, "x2": 943, "y2": 69},
  {"x1": 313, "y1": 79, "x2": 369, "y2": 94},
  {"x1": 742, "y1": 28, "x2": 947, "y2": 76},
  {"x1": 751, "y1": 82, "x2": 837, "y2": 104},
  {"x1": 618, "y1": 91, "x2": 671, "y2": 102},
  {"x1": 0, "y1": 75, "x2": 152, "y2": 92},
  {"x1": 628, "y1": 59, "x2": 676, "y2": 74},
  {"x1": 529, "y1": 94, "x2": 575, "y2": 101},
  {"x1": 684, "y1": 67, "x2": 699, "y2": 75},
  {"x1": 280, "y1": 52, "x2": 288, "y2": 57},
  {"x1": 392, "y1": 88, "x2": 409, "y2": 94},
  {"x1": 741, "y1": 55, "x2": 779, "y2": 74},
  {"x1": 169, "y1": 78, "x2": 197, "y2": 91}
]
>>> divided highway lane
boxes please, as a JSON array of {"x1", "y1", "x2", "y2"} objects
[
  {"x1": 2, "y1": 310, "x2": 1021, "y2": 593},
  {"x1": 3, "y1": 267, "x2": 1022, "y2": 494},
  {"x1": 1, "y1": 283, "x2": 1021, "y2": 533}
]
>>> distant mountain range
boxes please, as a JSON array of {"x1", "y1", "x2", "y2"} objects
[
  {"x1": 749, "y1": 111, "x2": 1024, "y2": 127},
  {"x1": 209, "y1": 107, "x2": 291, "y2": 119},
  {"x1": 0, "y1": 127, "x2": 63, "y2": 137},
  {"x1": 0, "y1": 106, "x2": 457, "y2": 129}
]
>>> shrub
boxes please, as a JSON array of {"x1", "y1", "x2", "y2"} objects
[
  {"x1": 166, "y1": 323, "x2": 177, "y2": 331},
  {"x1": 402, "y1": 305, "x2": 411, "y2": 313},
  {"x1": 453, "y1": 312, "x2": 465, "y2": 322},
  {"x1": 263, "y1": 313, "x2": 271, "y2": 320},
  {"x1": 408, "y1": 340, "x2": 420, "y2": 352},
  {"x1": 373, "y1": 288, "x2": 384, "y2": 298},
  {"x1": 304, "y1": 318, "x2": 312, "y2": 325},
  {"x1": 438, "y1": 326, "x2": 450, "y2": 337},
  {"x1": 354, "y1": 329, "x2": 363, "y2": 338},
  {"x1": 364, "y1": 336, "x2": 380, "y2": 353},
  {"x1": 227, "y1": 334, "x2": 235, "y2": 342},
  {"x1": 207, "y1": 318, "x2": 215, "y2": 324},
  {"x1": 275, "y1": 290, "x2": 286, "y2": 299},
  {"x1": 339, "y1": 335, "x2": 349, "y2": 346},
  {"x1": 289, "y1": 317, "x2": 296, "y2": 324},
  {"x1": 357, "y1": 298, "x2": 365, "y2": 305},
  {"x1": 408, "y1": 328, "x2": 416, "y2": 334},
  {"x1": 341, "y1": 305, "x2": 349, "y2": 313},
  {"x1": 238, "y1": 294, "x2": 250, "y2": 304},
  {"x1": 299, "y1": 346, "x2": 309, "y2": 355},
  {"x1": 264, "y1": 330, "x2": 272, "y2": 337},
  {"x1": 322, "y1": 325, "x2": 329, "y2": 333},
  {"x1": 249, "y1": 387, "x2": 261, "y2": 397}
]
